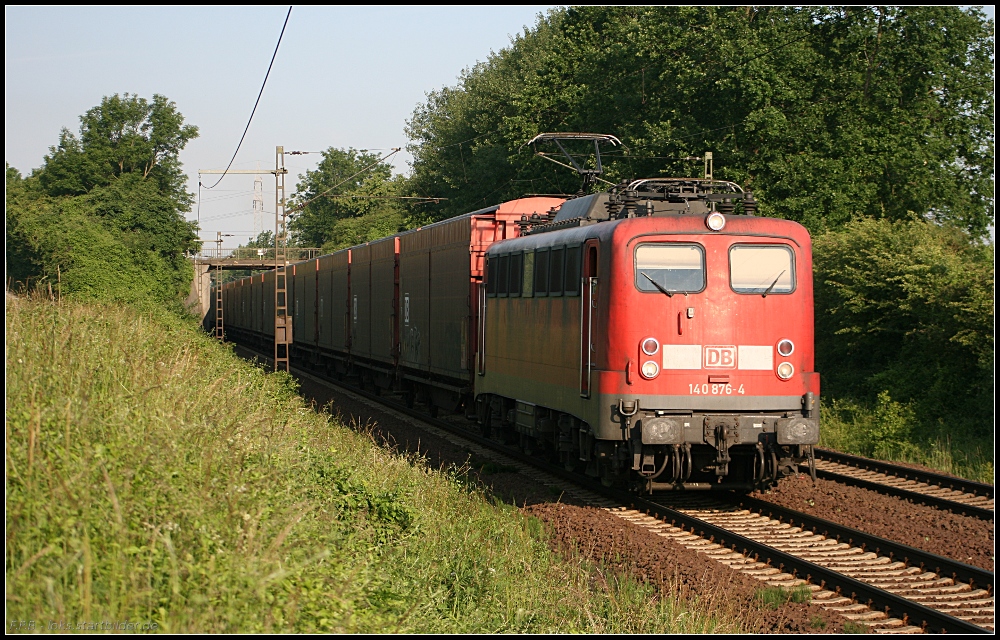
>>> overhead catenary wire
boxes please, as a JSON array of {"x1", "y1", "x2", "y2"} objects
[
  {"x1": 203, "y1": 6, "x2": 292, "y2": 190},
  {"x1": 311, "y1": 195, "x2": 447, "y2": 202}
]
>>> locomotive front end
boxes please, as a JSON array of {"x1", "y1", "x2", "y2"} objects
[
  {"x1": 597, "y1": 206, "x2": 820, "y2": 492},
  {"x1": 473, "y1": 169, "x2": 821, "y2": 494}
]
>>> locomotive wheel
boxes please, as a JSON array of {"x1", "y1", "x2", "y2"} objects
[
  {"x1": 519, "y1": 434, "x2": 534, "y2": 456},
  {"x1": 476, "y1": 396, "x2": 491, "y2": 438},
  {"x1": 599, "y1": 463, "x2": 620, "y2": 488},
  {"x1": 562, "y1": 453, "x2": 580, "y2": 473}
]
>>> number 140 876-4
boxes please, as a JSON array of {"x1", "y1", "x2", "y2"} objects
[{"x1": 689, "y1": 383, "x2": 745, "y2": 395}]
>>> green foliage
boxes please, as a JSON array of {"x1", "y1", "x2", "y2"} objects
[
  {"x1": 813, "y1": 217, "x2": 994, "y2": 437},
  {"x1": 404, "y1": 7, "x2": 994, "y2": 237},
  {"x1": 289, "y1": 147, "x2": 406, "y2": 250},
  {"x1": 37, "y1": 93, "x2": 198, "y2": 210},
  {"x1": 7, "y1": 94, "x2": 199, "y2": 311},
  {"x1": 819, "y1": 398, "x2": 994, "y2": 483},
  {"x1": 318, "y1": 207, "x2": 406, "y2": 254},
  {"x1": 6, "y1": 298, "x2": 736, "y2": 633},
  {"x1": 244, "y1": 230, "x2": 275, "y2": 249},
  {"x1": 6, "y1": 183, "x2": 188, "y2": 310},
  {"x1": 753, "y1": 585, "x2": 812, "y2": 610}
]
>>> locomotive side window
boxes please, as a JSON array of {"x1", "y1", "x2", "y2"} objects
[
  {"x1": 634, "y1": 244, "x2": 706, "y2": 293},
  {"x1": 498, "y1": 254, "x2": 510, "y2": 296},
  {"x1": 487, "y1": 256, "x2": 498, "y2": 297},
  {"x1": 534, "y1": 249, "x2": 549, "y2": 296},
  {"x1": 509, "y1": 252, "x2": 522, "y2": 297},
  {"x1": 549, "y1": 247, "x2": 564, "y2": 296},
  {"x1": 729, "y1": 245, "x2": 795, "y2": 294},
  {"x1": 522, "y1": 252, "x2": 535, "y2": 297},
  {"x1": 564, "y1": 245, "x2": 581, "y2": 296}
]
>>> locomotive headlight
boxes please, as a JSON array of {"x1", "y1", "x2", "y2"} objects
[
  {"x1": 641, "y1": 360, "x2": 660, "y2": 379},
  {"x1": 777, "y1": 339, "x2": 794, "y2": 357},
  {"x1": 641, "y1": 337, "x2": 660, "y2": 356},
  {"x1": 776, "y1": 362, "x2": 794, "y2": 380},
  {"x1": 706, "y1": 212, "x2": 726, "y2": 231}
]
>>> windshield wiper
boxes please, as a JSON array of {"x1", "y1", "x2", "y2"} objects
[
  {"x1": 641, "y1": 271, "x2": 673, "y2": 297},
  {"x1": 761, "y1": 270, "x2": 786, "y2": 298}
]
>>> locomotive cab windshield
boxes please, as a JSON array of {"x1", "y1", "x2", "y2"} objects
[
  {"x1": 635, "y1": 244, "x2": 705, "y2": 295},
  {"x1": 730, "y1": 245, "x2": 795, "y2": 295}
]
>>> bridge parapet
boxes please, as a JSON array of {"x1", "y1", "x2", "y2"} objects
[{"x1": 190, "y1": 247, "x2": 323, "y2": 269}]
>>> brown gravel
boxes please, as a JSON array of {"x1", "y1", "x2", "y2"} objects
[
  {"x1": 525, "y1": 502, "x2": 850, "y2": 633},
  {"x1": 756, "y1": 474, "x2": 995, "y2": 571}
]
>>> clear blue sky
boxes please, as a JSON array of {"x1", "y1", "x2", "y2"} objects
[
  {"x1": 6, "y1": 6, "x2": 993, "y2": 246},
  {"x1": 5, "y1": 6, "x2": 556, "y2": 244}
]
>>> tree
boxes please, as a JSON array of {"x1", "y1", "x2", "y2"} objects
[
  {"x1": 8, "y1": 94, "x2": 200, "y2": 310},
  {"x1": 38, "y1": 93, "x2": 199, "y2": 210},
  {"x1": 403, "y1": 7, "x2": 994, "y2": 237},
  {"x1": 288, "y1": 147, "x2": 404, "y2": 251}
]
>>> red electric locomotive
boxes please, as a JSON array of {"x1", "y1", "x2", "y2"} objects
[
  {"x1": 476, "y1": 179, "x2": 820, "y2": 491},
  {"x1": 215, "y1": 137, "x2": 820, "y2": 493}
]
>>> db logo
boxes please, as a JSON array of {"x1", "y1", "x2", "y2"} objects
[{"x1": 705, "y1": 345, "x2": 736, "y2": 368}]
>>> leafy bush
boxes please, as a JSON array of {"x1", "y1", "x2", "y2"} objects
[
  {"x1": 813, "y1": 218, "x2": 994, "y2": 480},
  {"x1": 6, "y1": 176, "x2": 189, "y2": 312},
  {"x1": 814, "y1": 217, "x2": 994, "y2": 439},
  {"x1": 819, "y1": 397, "x2": 994, "y2": 483}
]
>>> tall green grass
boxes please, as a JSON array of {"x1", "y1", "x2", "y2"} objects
[
  {"x1": 6, "y1": 297, "x2": 737, "y2": 633},
  {"x1": 819, "y1": 394, "x2": 994, "y2": 484}
]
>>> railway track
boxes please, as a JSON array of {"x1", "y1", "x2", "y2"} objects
[
  {"x1": 644, "y1": 494, "x2": 993, "y2": 633},
  {"x1": 813, "y1": 449, "x2": 994, "y2": 520},
  {"x1": 236, "y1": 348, "x2": 993, "y2": 633}
]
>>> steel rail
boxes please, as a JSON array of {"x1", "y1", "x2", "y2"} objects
[
  {"x1": 815, "y1": 449, "x2": 993, "y2": 520},
  {"x1": 633, "y1": 492, "x2": 989, "y2": 635},
  {"x1": 232, "y1": 344, "x2": 990, "y2": 633},
  {"x1": 735, "y1": 496, "x2": 994, "y2": 590},
  {"x1": 814, "y1": 468, "x2": 994, "y2": 520},
  {"x1": 816, "y1": 448, "x2": 994, "y2": 499}
]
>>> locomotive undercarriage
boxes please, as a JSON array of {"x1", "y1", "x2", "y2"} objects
[{"x1": 475, "y1": 393, "x2": 817, "y2": 493}]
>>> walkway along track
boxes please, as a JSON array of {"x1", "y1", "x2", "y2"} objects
[
  {"x1": 813, "y1": 449, "x2": 994, "y2": 520},
  {"x1": 236, "y1": 348, "x2": 993, "y2": 633}
]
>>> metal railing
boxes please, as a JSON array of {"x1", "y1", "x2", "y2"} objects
[{"x1": 191, "y1": 247, "x2": 323, "y2": 261}]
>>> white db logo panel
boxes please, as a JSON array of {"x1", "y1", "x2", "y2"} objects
[{"x1": 704, "y1": 345, "x2": 736, "y2": 368}]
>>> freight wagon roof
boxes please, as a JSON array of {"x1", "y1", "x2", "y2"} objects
[{"x1": 285, "y1": 197, "x2": 565, "y2": 269}]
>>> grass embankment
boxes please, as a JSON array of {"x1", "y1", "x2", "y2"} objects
[
  {"x1": 819, "y1": 395, "x2": 994, "y2": 484},
  {"x1": 6, "y1": 297, "x2": 735, "y2": 633}
]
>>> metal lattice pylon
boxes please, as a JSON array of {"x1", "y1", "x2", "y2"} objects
[{"x1": 253, "y1": 164, "x2": 264, "y2": 239}]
